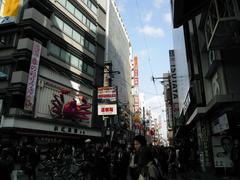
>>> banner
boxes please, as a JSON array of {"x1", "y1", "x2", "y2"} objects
[
  {"x1": 0, "y1": 0, "x2": 22, "y2": 24},
  {"x1": 24, "y1": 40, "x2": 42, "y2": 111}
]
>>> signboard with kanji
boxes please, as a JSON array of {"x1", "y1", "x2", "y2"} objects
[
  {"x1": 97, "y1": 86, "x2": 117, "y2": 115},
  {"x1": 24, "y1": 40, "x2": 42, "y2": 111},
  {"x1": 98, "y1": 104, "x2": 117, "y2": 115}
]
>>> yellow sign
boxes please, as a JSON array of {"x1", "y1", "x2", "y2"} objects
[
  {"x1": 133, "y1": 113, "x2": 140, "y2": 123},
  {"x1": 0, "y1": 0, "x2": 20, "y2": 16},
  {"x1": 0, "y1": 0, "x2": 22, "y2": 24}
]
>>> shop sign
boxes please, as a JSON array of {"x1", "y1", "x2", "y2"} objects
[
  {"x1": 0, "y1": 0, "x2": 23, "y2": 24},
  {"x1": 98, "y1": 104, "x2": 117, "y2": 115},
  {"x1": 97, "y1": 86, "x2": 117, "y2": 102},
  {"x1": 212, "y1": 113, "x2": 229, "y2": 134},
  {"x1": 97, "y1": 86, "x2": 117, "y2": 116},
  {"x1": 54, "y1": 125, "x2": 85, "y2": 135},
  {"x1": 24, "y1": 40, "x2": 42, "y2": 111}
]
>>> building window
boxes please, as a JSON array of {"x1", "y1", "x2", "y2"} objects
[
  {"x1": 58, "y1": 0, "x2": 66, "y2": 6},
  {"x1": 47, "y1": 42, "x2": 94, "y2": 77},
  {"x1": 0, "y1": 33, "x2": 16, "y2": 48},
  {"x1": 66, "y1": 1, "x2": 75, "y2": 14},
  {"x1": 71, "y1": 54, "x2": 79, "y2": 68},
  {"x1": 75, "y1": 9, "x2": 83, "y2": 22},
  {"x1": 60, "y1": 49, "x2": 70, "y2": 63},
  {"x1": 81, "y1": 0, "x2": 97, "y2": 14},
  {"x1": 49, "y1": 43, "x2": 60, "y2": 57},
  {"x1": 57, "y1": 0, "x2": 97, "y2": 34},
  {"x1": 52, "y1": 15, "x2": 96, "y2": 55},
  {"x1": 53, "y1": 16, "x2": 64, "y2": 30},
  {"x1": 0, "y1": 65, "x2": 10, "y2": 80}
]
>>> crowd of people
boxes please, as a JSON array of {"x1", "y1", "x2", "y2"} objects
[{"x1": 0, "y1": 135, "x2": 199, "y2": 180}]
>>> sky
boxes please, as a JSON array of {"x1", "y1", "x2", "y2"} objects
[{"x1": 114, "y1": 0, "x2": 174, "y2": 124}]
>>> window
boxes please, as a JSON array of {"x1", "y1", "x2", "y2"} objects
[
  {"x1": 66, "y1": 1, "x2": 75, "y2": 14},
  {"x1": 58, "y1": 0, "x2": 66, "y2": 6},
  {"x1": 80, "y1": 36, "x2": 84, "y2": 46},
  {"x1": 0, "y1": 65, "x2": 10, "y2": 80},
  {"x1": 53, "y1": 16, "x2": 63, "y2": 30},
  {"x1": 87, "y1": 65, "x2": 94, "y2": 76},
  {"x1": 0, "y1": 33, "x2": 15, "y2": 48},
  {"x1": 49, "y1": 43, "x2": 60, "y2": 57},
  {"x1": 78, "y1": 60, "x2": 83, "y2": 69},
  {"x1": 84, "y1": 40, "x2": 89, "y2": 49},
  {"x1": 57, "y1": 0, "x2": 97, "y2": 34},
  {"x1": 90, "y1": 22, "x2": 96, "y2": 33},
  {"x1": 82, "y1": 62, "x2": 88, "y2": 72},
  {"x1": 71, "y1": 55, "x2": 79, "y2": 68},
  {"x1": 75, "y1": 9, "x2": 83, "y2": 22},
  {"x1": 48, "y1": 42, "x2": 94, "y2": 76},
  {"x1": 72, "y1": 30, "x2": 81, "y2": 43},
  {"x1": 82, "y1": 16, "x2": 87, "y2": 25},
  {"x1": 89, "y1": 43, "x2": 95, "y2": 54},
  {"x1": 91, "y1": 4, "x2": 97, "y2": 14},
  {"x1": 63, "y1": 23, "x2": 72, "y2": 37},
  {"x1": 60, "y1": 49, "x2": 70, "y2": 63}
]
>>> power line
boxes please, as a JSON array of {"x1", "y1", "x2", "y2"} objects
[{"x1": 135, "y1": 0, "x2": 159, "y2": 95}]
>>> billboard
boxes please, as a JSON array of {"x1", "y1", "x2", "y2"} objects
[
  {"x1": 24, "y1": 40, "x2": 42, "y2": 111},
  {"x1": 0, "y1": 0, "x2": 23, "y2": 24},
  {"x1": 133, "y1": 56, "x2": 139, "y2": 112},
  {"x1": 212, "y1": 135, "x2": 233, "y2": 168}
]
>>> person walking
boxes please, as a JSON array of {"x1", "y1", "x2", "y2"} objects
[{"x1": 127, "y1": 135, "x2": 147, "y2": 180}]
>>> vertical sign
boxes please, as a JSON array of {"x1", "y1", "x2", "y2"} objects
[
  {"x1": 24, "y1": 40, "x2": 42, "y2": 111},
  {"x1": 133, "y1": 56, "x2": 139, "y2": 112},
  {"x1": 97, "y1": 87, "x2": 117, "y2": 115},
  {"x1": 169, "y1": 50, "x2": 180, "y2": 125},
  {"x1": 0, "y1": 0, "x2": 22, "y2": 24}
]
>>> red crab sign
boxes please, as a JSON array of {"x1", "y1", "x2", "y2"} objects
[{"x1": 49, "y1": 88, "x2": 92, "y2": 122}]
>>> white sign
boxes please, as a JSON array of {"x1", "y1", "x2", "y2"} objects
[
  {"x1": 98, "y1": 86, "x2": 117, "y2": 102},
  {"x1": 212, "y1": 113, "x2": 229, "y2": 134},
  {"x1": 24, "y1": 40, "x2": 42, "y2": 111},
  {"x1": 98, "y1": 104, "x2": 117, "y2": 115}
]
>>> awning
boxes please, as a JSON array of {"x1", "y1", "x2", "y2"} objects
[{"x1": 172, "y1": 0, "x2": 210, "y2": 28}]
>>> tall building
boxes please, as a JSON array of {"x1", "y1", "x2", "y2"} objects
[
  {"x1": 171, "y1": 0, "x2": 240, "y2": 175},
  {"x1": 104, "y1": 0, "x2": 133, "y2": 141},
  {"x1": 0, "y1": 0, "x2": 106, "y2": 144}
]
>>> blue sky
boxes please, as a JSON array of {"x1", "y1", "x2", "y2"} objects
[{"x1": 115, "y1": 0, "x2": 173, "y2": 120}]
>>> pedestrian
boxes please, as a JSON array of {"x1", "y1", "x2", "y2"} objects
[
  {"x1": 138, "y1": 146, "x2": 163, "y2": 180},
  {"x1": 231, "y1": 139, "x2": 240, "y2": 178},
  {"x1": 127, "y1": 135, "x2": 147, "y2": 180},
  {"x1": 0, "y1": 147, "x2": 13, "y2": 180}
]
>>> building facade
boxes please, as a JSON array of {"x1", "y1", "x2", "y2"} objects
[
  {"x1": 104, "y1": 0, "x2": 134, "y2": 143},
  {"x1": 171, "y1": 0, "x2": 240, "y2": 175},
  {"x1": 0, "y1": 0, "x2": 106, "y2": 144}
]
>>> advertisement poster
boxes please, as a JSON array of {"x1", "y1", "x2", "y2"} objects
[
  {"x1": 212, "y1": 135, "x2": 233, "y2": 168},
  {"x1": 0, "y1": 0, "x2": 23, "y2": 24}
]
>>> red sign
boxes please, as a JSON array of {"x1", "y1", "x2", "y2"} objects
[{"x1": 98, "y1": 104, "x2": 117, "y2": 115}]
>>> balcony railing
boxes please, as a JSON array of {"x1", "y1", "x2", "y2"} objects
[{"x1": 204, "y1": 0, "x2": 240, "y2": 50}]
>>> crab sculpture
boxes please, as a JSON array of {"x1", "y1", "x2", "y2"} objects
[{"x1": 49, "y1": 88, "x2": 92, "y2": 121}]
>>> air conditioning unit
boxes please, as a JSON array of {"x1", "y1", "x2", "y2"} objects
[{"x1": 208, "y1": 50, "x2": 221, "y2": 65}]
